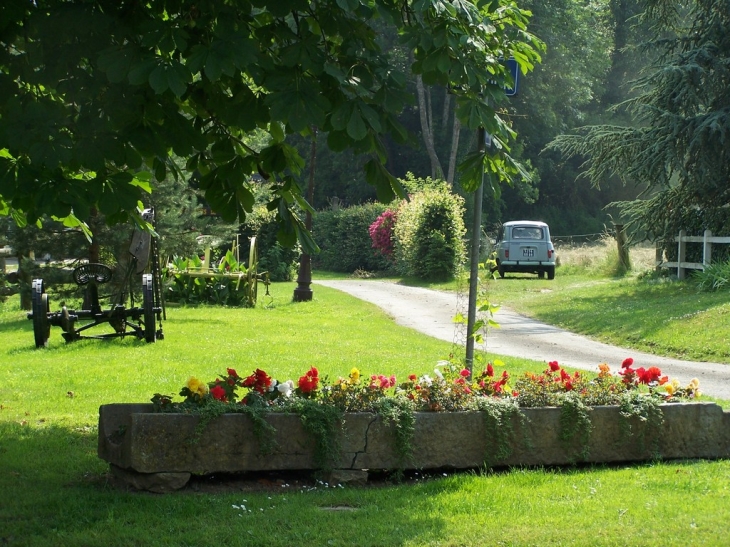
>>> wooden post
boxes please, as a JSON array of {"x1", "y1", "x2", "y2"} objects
[
  {"x1": 614, "y1": 224, "x2": 630, "y2": 272},
  {"x1": 703, "y1": 229, "x2": 712, "y2": 268},
  {"x1": 655, "y1": 242, "x2": 663, "y2": 272},
  {"x1": 677, "y1": 230, "x2": 686, "y2": 280}
]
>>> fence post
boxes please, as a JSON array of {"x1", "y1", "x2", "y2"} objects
[
  {"x1": 677, "y1": 230, "x2": 686, "y2": 280},
  {"x1": 614, "y1": 224, "x2": 630, "y2": 271},
  {"x1": 703, "y1": 230, "x2": 712, "y2": 268}
]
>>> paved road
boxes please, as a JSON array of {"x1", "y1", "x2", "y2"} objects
[{"x1": 315, "y1": 279, "x2": 730, "y2": 400}]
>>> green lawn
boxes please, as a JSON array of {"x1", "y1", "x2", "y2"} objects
[
  {"x1": 482, "y1": 272, "x2": 730, "y2": 364},
  {"x1": 1, "y1": 279, "x2": 729, "y2": 546}
]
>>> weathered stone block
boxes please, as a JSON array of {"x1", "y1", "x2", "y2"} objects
[{"x1": 98, "y1": 402, "x2": 730, "y2": 492}]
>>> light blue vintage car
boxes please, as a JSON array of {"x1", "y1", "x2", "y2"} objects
[{"x1": 494, "y1": 220, "x2": 556, "y2": 280}]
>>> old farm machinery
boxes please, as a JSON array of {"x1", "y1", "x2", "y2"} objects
[{"x1": 28, "y1": 209, "x2": 165, "y2": 347}]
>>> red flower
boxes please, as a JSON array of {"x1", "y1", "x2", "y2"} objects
[
  {"x1": 622, "y1": 358, "x2": 634, "y2": 369},
  {"x1": 227, "y1": 368, "x2": 239, "y2": 378},
  {"x1": 298, "y1": 366, "x2": 320, "y2": 394},
  {"x1": 460, "y1": 369, "x2": 470, "y2": 378},
  {"x1": 560, "y1": 368, "x2": 570, "y2": 381},
  {"x1": 549, "y1": 361, "x2": 560, "y2": 372},
  {"x1": 210, "y1": 384, "x2": 227, "y2": 401},
  {"x1": 408, "y1": 374, "x2": 417, "y2": 382},
  {"x1": 637, "y1": 366, "x2": 663, "y2": 385},
  {"x1": 486, "y1": 364, "x2": 494, "y2": 377}
]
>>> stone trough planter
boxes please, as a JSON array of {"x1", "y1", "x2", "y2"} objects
[{"x1": 98, "y1": 403, "x2": 730, "y2": 492}]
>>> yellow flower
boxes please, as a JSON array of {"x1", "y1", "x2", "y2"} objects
[
  {"x1": 186, "y1": 376, "x2": 209, "y2": 396},
  {"x1": 349, "y1": 368, "x2": 360, "y2": 383},
  {"x1": 664, "y1": 383, "x2": 676, "y2": 396},
  {"x1": 598, "y1": 363, "x2": 610, "y2": 376}
]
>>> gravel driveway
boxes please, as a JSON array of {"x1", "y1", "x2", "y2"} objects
[{"x1": 315, "y1": 279, "x2": 730, "y2": 400}]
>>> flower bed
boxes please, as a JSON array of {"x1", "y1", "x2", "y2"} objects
[{"x1": 98, "y1": 359, "x2": 730, "y2": 492}]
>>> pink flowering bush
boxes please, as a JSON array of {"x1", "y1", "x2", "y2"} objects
[{"x1": 368, "y1": 209, "x2": 398, "y2": 259}]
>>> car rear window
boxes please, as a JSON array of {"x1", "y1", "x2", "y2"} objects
[{"x1": 512, "y1": 227, "x2": 544, "y2": 240}]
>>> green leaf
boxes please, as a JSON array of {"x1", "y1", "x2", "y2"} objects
[
  {"x1": 128, "y1": 58, "x2": 158, "y2": 86},
  {"x1": 347, "y1": 110, "x2": 368, "y2": 141}
]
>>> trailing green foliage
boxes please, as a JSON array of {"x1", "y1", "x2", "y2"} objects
[
  {"x1": 474, "y1": 397, "x2": 526, "y2": 465},
  {"x1": 312, "y1": 203, "x2": 393, "y2": 273},
  {"x1": 290, "y1": 398, "x2": 344, "y2": 472},
  {"x1": 559, "y1": 393, "x2": 594, "y2": 462},
  {"x1": 394, "y1": 179, "x2": 466, "y2": 281},
  {"x1": 374, "y1": 397, "x2": 416, "y2": 472},
  {"x1": 618, "y1": 390, "x2": 664, "y2": 455}
]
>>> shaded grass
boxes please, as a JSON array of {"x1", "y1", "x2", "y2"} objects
[
  {"x1": 485, "y1": 275, "x2": 730, "y2": 364},
  {"x1": 1, "y1": 282, "x2": 729, "y2": 546}
]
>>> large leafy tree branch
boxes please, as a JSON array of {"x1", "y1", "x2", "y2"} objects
[
  {"x1": 0, "y1": 0, "x2": 541, "y2": 250},
  {"x1": 547, "y1": 0, "x2": 730, "y2": 240}
]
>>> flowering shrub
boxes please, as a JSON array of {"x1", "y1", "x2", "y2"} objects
[
  {"x1": 368, "y1": 209, "x2": 398, "y2": 259},
  {"x1": 152, "y1": 358, "x2": 701, "y2": 414}
]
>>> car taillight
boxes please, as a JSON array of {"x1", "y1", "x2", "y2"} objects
[
  {"x1": 505, "y1": 250, "x2": 509, "y2": 259},
  {"x1": 548, "y1": 249, "x2": 553, "y2": 258}
]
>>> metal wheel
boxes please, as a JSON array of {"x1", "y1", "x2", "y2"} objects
[
  {"x1": 31, "y1": 279, "x2": 50, "y2": 348},
  {"x1": 142, "y1": 273, "x2": 156, "y2": 343}
]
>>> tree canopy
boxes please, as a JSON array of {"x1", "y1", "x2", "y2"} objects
[
  {"x1": 0, "y1": 0, "x2": 542, "y2": 250},
  {"x1": 547, "y1": 0, "x2": 730, "y2": 240}
]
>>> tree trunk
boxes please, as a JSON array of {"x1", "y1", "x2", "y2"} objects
[
  {"x1": 415, "y1": 74, "x2": 444, "y2": 179},
  {"x1": 446, "y1": 116, "x2": 461, "y2": 187}
]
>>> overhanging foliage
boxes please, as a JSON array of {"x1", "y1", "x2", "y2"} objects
[{"x1": 0, "y1": 0, "x2": 542, "y2": 250}]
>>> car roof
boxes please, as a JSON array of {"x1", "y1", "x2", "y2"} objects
[{"x1": 503, "y1": 220, "x2": 549, "y2": 228}]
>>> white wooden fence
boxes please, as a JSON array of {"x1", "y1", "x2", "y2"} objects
[{"x1": 656, "y1": 230, "x2": 730, "y2": 279}]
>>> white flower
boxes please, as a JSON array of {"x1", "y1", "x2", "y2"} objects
[
  {"x1": 277, "y1": 380, "x2": 295, "y2": 397},
  {"x1": 434, "y1": 368, "x2": 444, "y2": 380},
  {"x1": 420, "y1": 374, "x2": 433, "y2": 386},
  {"x1": 269, "y1": 379, "x2": 278, "y2": 392}
]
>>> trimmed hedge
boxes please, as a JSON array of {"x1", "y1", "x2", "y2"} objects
[{"x1": 312, "y1": 203, "x2": 393, "y2": 273}]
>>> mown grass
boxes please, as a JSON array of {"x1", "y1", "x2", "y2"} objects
[{"x1": 1, "y1": 278, "x2": 729, "y2": 546}]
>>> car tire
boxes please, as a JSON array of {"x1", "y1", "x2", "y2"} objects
[
  {"x1": 497, "y1": 265, "x2": 505, "y2": 279},
  {"x1": 546, "y1": 266, "x2": 555, "y2": 280}
]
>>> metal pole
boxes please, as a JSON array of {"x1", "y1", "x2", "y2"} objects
[{"x1": 465, "y1": 127, "x2": 486, "y2": 375}]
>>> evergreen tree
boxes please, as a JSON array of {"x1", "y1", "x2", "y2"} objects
[{"x1": 548, "y1": 0, "x2": 730, "y2": 243}]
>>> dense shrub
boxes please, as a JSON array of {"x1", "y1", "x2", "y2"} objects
[
  {"x1": 312, "y1": 203, "x2": 393, "y2": 273},
  {"x1": 394, "y1": 181, "x2": 466, "y2": 281}
]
